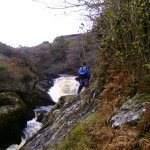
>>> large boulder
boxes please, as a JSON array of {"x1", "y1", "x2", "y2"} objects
[
  {"x1": 17, "y1": 88, "x2": 55, "y2": 108},
  {"x1": 0, "y1": 92, "x2": 29, "y2": 149}
]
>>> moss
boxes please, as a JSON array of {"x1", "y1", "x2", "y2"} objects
[
  {"x1": 42, "y1": 96, "x2": 75, "y2": 124},
  {"x1": 54, "y1": 96, "x2": 66, "y2": 109},
  {"x1": 137, "y1": 93, "x2": 150, "y2": 103},
  {"x1": 0, "y1": 92, "x2": 27, "y2": 148},
  {"x1": 0, "y1": 92, "x2": 26, "y2": 126},
  {"x1": 134, "y1": 129, "x2": 150, "y2": 150},
  {"x1": 54, "y1": 111, "x2": 99, "y2": 150},
  {"x1": 0, "y1": 92, "x2": 25, "y2": 107}
]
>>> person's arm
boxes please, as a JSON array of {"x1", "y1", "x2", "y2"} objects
[{"x1": 87, "y1": 67, "x2": 91, "y2": 79}]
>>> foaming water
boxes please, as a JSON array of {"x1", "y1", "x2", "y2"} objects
[
  {"x1": 7, "y1": 75, "x2": 79, "y2": 150},
  {"x1": 7, "y1": 118, "x2": 42, "y2": 150},
  {"x1": 22, "y1": 118, "x2": 42, "y2": 140},
  {"x1": 48, "y1": 76, "x2": 79, "y2": 102}
]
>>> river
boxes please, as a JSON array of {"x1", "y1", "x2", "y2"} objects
[{"x1": 6, "y1": 75, "x2": 79, "y2": 150}]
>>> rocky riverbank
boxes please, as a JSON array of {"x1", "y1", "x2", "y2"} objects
[
  {"x1": 21, "y1": 77, "x2": 150, "y2": 150},
  {"x1": 0, "y1": 92, "x2": 29, "y2": 149},
  {"x1": 21, "y1": 85, "x2": 98, "y2": 150},
  {"x1": 0, "y1": 77, "x2": 55, "y2": 149}
]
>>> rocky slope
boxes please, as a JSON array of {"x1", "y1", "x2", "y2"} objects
[
  {"x1": 21, "y1": 86, "x2": 98, "y2": 150},
  {"x1": 21, "y1": 74, "x2": 150, "y2": 150}
]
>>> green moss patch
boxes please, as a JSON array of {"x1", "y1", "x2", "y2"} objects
[
  {"x1": 55, "y1": 111, "x2": 99, "y2": 150},
  {"x1": 137, "y1": 93, "x2": 150, "y2": 103}
]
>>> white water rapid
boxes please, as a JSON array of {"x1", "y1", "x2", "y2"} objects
[
  {"x1": 7, "y1": 119, "x2": 42, "y2": 150},
  {"x1": 48, "y1": 76, "x2": 80, "y2": 102},
  {"x1": 7, "y1": 75, "x2": 79, "y2": 150}
]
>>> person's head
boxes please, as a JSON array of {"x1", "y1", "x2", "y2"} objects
[{"x1": 82, "y1": 61, "x2": 86, "y2": 66}]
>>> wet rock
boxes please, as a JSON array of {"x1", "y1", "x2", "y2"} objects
[
  {"x1": 43, "y1": 73, "x2": 60, "y2": 90},
  {"x1": 21, "y1": 94, "x2": 97, "y2": 150},
  {"x1": 0, "y1": 92, "x2": 28, "y2": 149},
  {"x1": 109, "y1": 93, "x2": 146, "y2": 128},
  {"x1": 35, "y1": 109, "x2": 48, "y2": 122},
  {"x1": 17, "y1": 88, "x2": 55, "y2": 108}
]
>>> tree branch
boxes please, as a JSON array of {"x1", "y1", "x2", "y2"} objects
[{"x1": 33, "y1": 0, "x2": 86, "y2": 9}]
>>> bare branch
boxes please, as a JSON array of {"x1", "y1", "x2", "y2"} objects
[
  {"x1": 63, "y1": 0, "x2": 85, "y2": 6},
  {"x1": 33, "y1": 0, "x2": 86, "y2": 9}
]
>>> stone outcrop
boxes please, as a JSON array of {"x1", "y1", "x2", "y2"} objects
[
  {"x1": 0, "y1": 77, "x2": 55, "y2": 149},
  {"x1": 0, "y1": 92, "x2": 29, "y2": 149},
  {"x1": 21, "y1": 88, "x2": 98, "y2": 150}
]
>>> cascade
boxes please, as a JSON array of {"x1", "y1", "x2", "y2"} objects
[
  {"x1": 48, "y1": 76, "x2": 79, "y2": 102},
  {"x1": 6, "y1": 75, "x2": 79, "y2": 150}
]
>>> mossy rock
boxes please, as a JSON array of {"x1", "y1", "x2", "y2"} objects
[
  {"x1": 137, "y1": 93, "x2": 150, "y2": 103},
  {"x1": 17, "y1": 88, "x2": 55, "y2": 108},
  {"x1": 0, "y1": 92, "x2": 28, "y2": 149}
]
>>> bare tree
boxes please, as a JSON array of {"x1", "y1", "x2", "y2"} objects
[{"x1": 32, "y1": 0, "x2": 104, "y2": 13}]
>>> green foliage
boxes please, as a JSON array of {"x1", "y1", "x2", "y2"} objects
[
  {"x1": 55, "y1": 112, "x2": 99, "y2": 150},
  {"x1": 0, "y1": 59, "x2": 35, "y2": 90},
  {"x1": 90, "y1": 0, "x2": 150, "y2": 92},
  {"x1": 0, "y1": 42, "x2": 13, "y2": 57},
  {"x1": 51, "y1": 36, "x2": 69, "y2": 62},
  {"x1": 143, "y1": 64, "x2": 150, "y2": 69},
  {"x1": 137, "y1": 93, "x2": 150, "y2": 103},
  {"x1": 0, "y1": 62, "x2": 6, "y2": 72}
]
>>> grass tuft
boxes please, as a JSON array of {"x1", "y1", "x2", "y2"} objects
[{"x1": 54, "y1": 112, "x2": 99, "y2": 150}]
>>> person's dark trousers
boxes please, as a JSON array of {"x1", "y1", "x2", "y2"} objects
[{"x1": 77, "y1": 80, "x2": 84, "y2": 94}]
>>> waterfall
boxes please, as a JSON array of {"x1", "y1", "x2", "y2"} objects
[
  {"x1": 7, "y1": 75, "x2": 79, "y2": 150},
  {"x1": 48, "y1": 76, "x2": 79, "y2": 102},
  {"x1": 7, "y1": 119, "x2": 42, "y2": 150}
]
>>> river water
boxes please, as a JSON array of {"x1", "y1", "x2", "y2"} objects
[{"x1": 7, "y1": 76, "x2": 79, "y2": 150}]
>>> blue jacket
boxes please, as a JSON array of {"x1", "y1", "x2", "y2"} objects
[{"x1": 78, "y1": 65, "x2": 90, "y2": 79}]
